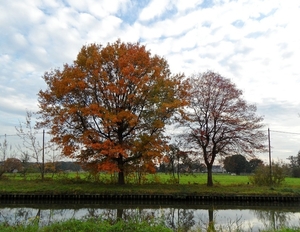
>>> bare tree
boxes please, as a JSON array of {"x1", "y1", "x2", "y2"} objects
[
  {"x1": 0, "y1": 135, "x2": 9, "y2": 176},
  {"x1": 183, "y1": 71, "x2": 266, "y2": 186},
  {"x1": 0, "y1": 135, "x2": 18, "y2": 176},
  {"x1": 165, "y1": 143, "x2": 189, "y2": 183},
  {"x1": 15, "y1": 111, "x2": 45, "y2": 180},
  {"x1": 0, "y1": 135, "x2": 8, "y2": 161},
  {"x1": 46, "y1": 141, "x2": 62, "y2": 177},
  {"x1": 16, "y1": 149, "x2": 30, "y2": 176}
]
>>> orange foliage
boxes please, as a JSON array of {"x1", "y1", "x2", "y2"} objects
[
  {"x1": 37, "y1": 40, "x2": 189, "y2": 184},
  {"x1": 97, "y1": 160, "x2": 119, "y2": 173}
]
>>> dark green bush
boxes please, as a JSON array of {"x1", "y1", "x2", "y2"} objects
[
  {"x1": 291, "y1": 167, "x2": 300, "y2": 178},
  {"x1": 249, "y1": 163, "x2": 285, "y2": 186}
]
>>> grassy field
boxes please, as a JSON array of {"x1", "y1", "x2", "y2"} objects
[
  {"x1": 1, "y1": 172, "x2": 300, "y2": 196},
  {"x1": 3, "y1": 172, "x2": 300, "y2": 185}
]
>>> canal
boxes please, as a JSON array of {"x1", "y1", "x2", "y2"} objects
[{"x1": 1, "y1": 200, "x2": 299, "y2": 231}]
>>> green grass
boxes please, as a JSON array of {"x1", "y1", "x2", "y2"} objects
[
  {"x1": 1, "y1": 173, "x2": 300, "y2": 196},
  {"x1": 5, "y1": 172, "x2": 300, "y2": 185},
  {"x1": 0, "y1": 218, "x2": 172, "y2": 232},
  {"x1": 261, "y1": 229, "x2": 300, "y2": 232},
  {"x1": 0, "y1": 217, "x2": 299, "y2": 232}
]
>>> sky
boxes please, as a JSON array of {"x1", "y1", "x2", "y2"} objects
[{"x1": 1, "y1": 0, "x2": 300, "y2": 163}]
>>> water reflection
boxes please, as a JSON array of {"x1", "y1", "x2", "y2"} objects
[
  {"x1": 253, "y1": 209, "x2": 292, "y2": 231},
  {"x1": 0, "y1": 200, "x2": 299, "y2": 231}
]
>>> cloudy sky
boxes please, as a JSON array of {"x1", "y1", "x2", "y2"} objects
[{"x1": 1, "y1": 0, "x2": 300, "y2": 162}]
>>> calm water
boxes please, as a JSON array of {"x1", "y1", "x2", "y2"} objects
[{"x1": 1, "y1": 200, "x2": 300, "y2": 231}]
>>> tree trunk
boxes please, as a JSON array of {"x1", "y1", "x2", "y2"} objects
[
  {"x1": 117, "y1": 208, "x2": 123, "y2": 221},
  {"x1": 117, "y1": 159, "x2": 125, "y2": 185},
  {"x1": 208, "y1": 209, "x2": 216, "y2": 232},
  {"x1": 118, "y1": 170, "x2": 125, "y2": 185},
  {"x1": 207, "y1": 164, "x2": 213, "y2": 186}
]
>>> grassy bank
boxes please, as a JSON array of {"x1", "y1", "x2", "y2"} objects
[
  {"x1": 0, "y1": 218, "x2": 171, "y2": 232},
  {"x1": 1, "y1": 173, "x2": 300, "y2": 196},
  {"x1": 1, "y1": 218, "x2": 300, "y2": 232},
  {"x1": 1, "y1": 173, "x2": 299, "y2": 232}
]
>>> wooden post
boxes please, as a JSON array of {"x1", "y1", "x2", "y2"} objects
[
  {"x1": 268, "y1": 128, "x2": 272, "y2": 185},
  {"x1": 42, "y1": 129, "x2": 45, "y2": 180}
]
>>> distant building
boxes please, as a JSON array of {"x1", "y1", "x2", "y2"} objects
[
  {"x1": 202, "y1": 165, "x2": 226, "y2": 173},
  {"x1": 212, "y1": 165, "x2": 226, "y2": 173}
]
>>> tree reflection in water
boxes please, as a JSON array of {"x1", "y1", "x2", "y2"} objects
[
  {"x1": 253, "y1": 209, "x2": 292, "y2": 231},
  {"x1": 208, "y1": 209, "x2": 216, "y2": 232},
  {"x1": 164, "y1": 208, "x2": 195, "y2": 231},
  {"x1": 0, "y1": 201, "x2": 300, "y2": 231}
]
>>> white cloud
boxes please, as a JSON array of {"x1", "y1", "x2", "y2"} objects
[
  {"x1": 64, "y1": 0, "x2": 129, "y2": 18},
  {"x1": 139, "y1": 0, "x2": 171, "y2": 21},
  {"x1": 175, "y1": 0, "x2": 204, "y2": 12},
  {"x1": 1, "y1": 0, "x2": 300, "y2": 161}
]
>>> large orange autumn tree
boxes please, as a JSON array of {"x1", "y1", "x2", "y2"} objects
[{"x1": 37, "y1": 40, "x2": 188, "y2": 184}]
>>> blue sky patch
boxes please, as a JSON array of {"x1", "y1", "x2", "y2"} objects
[{"x1": 232, "y1": 20, "x2": 244, "y2": 28}]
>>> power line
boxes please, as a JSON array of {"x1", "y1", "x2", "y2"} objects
[
  {"x1": 271, "y1": 130, "x2": 300, "y2": 136},
  {"x1": 0, "y1": 132, "x2": 46, "y2": 137},
  {"x1": 2, "y1": 130, "x2": 299, "y2": 137},
  {"x1": 0, "y1": 134, "x2": 16, "y2": 137}
]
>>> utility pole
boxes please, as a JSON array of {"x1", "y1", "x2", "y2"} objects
[
  {"x1": 42, "y1": 129, "x2": 45, "y2": 180},
  {"x1": 268, "y1": 128, "x2": 272, "y2": 185}
]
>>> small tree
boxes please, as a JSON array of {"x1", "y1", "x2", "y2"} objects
[
  {"x1": 46, "y1": 141, "x2": 61, "y2": 178},
  {"x1": 0, "y1": 135, "x2": 16, "y2": 177},
  {"x1": 165, "y1": 144, "x2": 188, "y2": 183},
  {"x1": 0, "y1": 135, "x2": 8, "y2": 162},
  {"x1": 14, "y1": 150, "x2": 31, "y2": 176},
  {"x1": 0, "y1": 136, "x2": 8, "y2": 177},
  {"x1": 15, "y1": 111, "x2": 45, "y2": 180}
]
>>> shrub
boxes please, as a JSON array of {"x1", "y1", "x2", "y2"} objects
[{"x1": 249, "y1": 163, "x2": 285, "y2": 186}]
